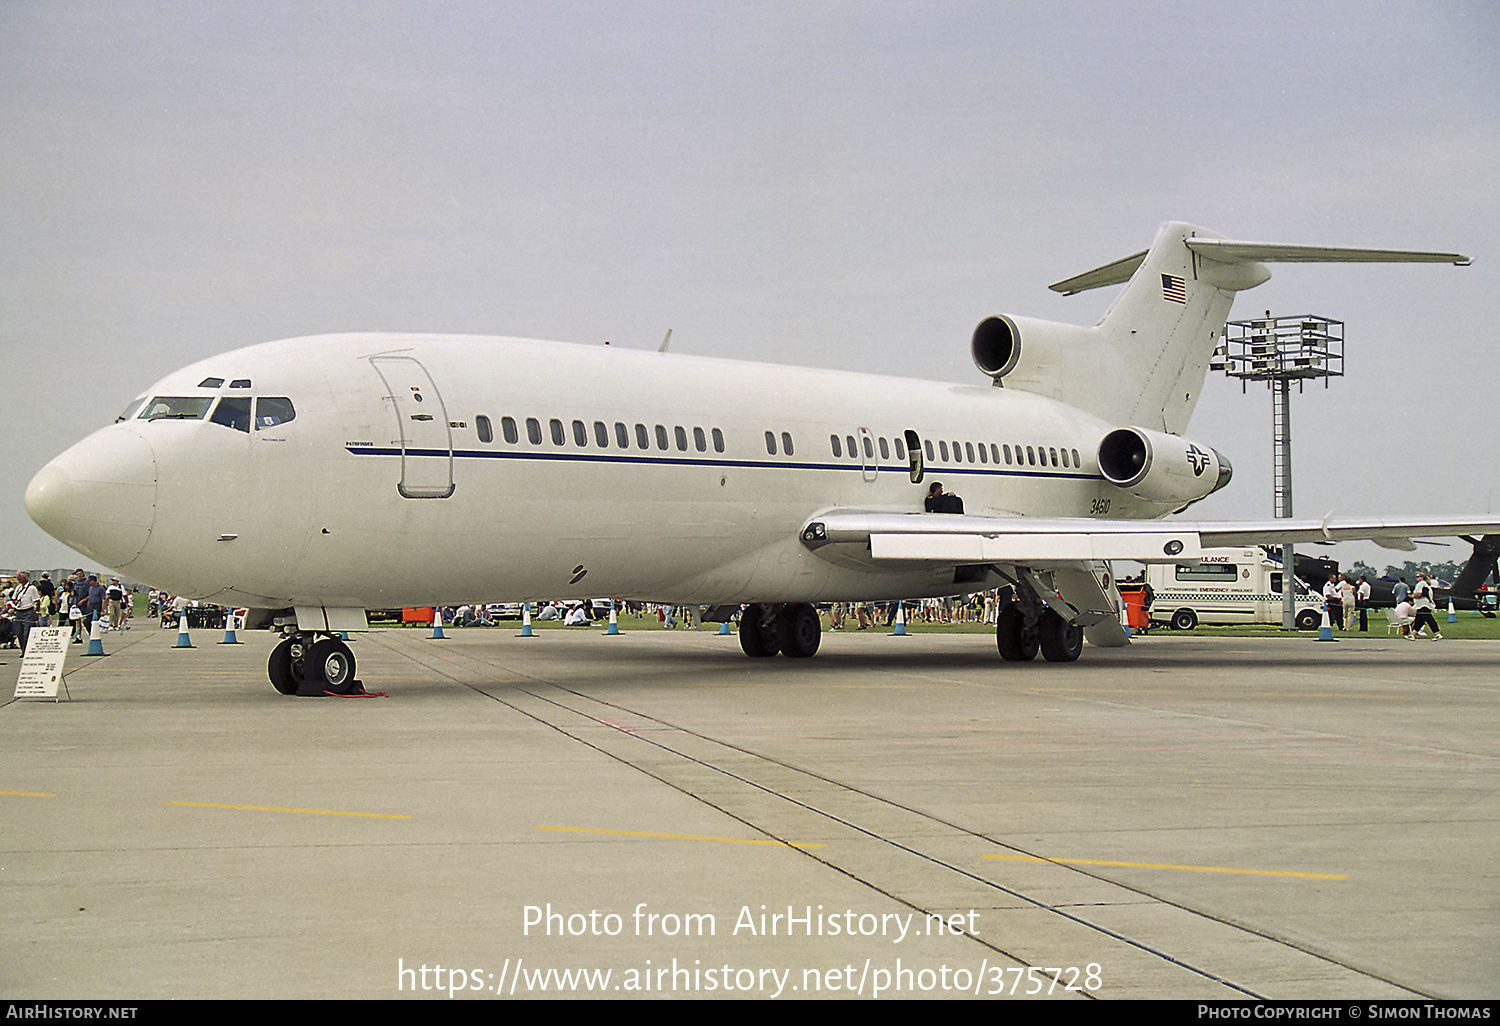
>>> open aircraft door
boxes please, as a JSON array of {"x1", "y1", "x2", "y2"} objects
[{"x1": 370, "y1": 356, "x2": 455, "y2": 498}]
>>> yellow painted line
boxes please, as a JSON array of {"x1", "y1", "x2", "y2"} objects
[
  {"x1": 536, "y1": 825, "x2": 822, "y2": 848},
  {"x1": 166, "y1": 801, "x2": 410, "y2": 819},
  {"x1": 982, "y1": 854, "x2": 1345, "y2": 880},
  {"x1": 2, "y1": 790, "x2": 56, "y2": 797}
]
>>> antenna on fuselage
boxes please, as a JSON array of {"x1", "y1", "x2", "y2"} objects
[{"x1": 659, "y1": 329, "x2": 673, "y2": 353}]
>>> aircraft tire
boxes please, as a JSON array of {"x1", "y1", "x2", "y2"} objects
[
  {"x1": 738, "y1": 604, "x2": 780, "y2": 657},
  {"x1": 995, "y1": 605, "x2": 1038, "y2": 662},
  {"x1": 776, "y1": 603, "x2": 821, "y2": 658},
  {"x1": 1170, "y1": 608, "x2": 1198, "y2": 631},
  {"x1": 1038, "y1": 609, "x2": 1083, "y2": 663},
  {"x1": 268, "y1": 638, "x2": 298, "y2": 695},
  {"x1": 309, "y1": 638, "x2": 357, "y2": 694}
]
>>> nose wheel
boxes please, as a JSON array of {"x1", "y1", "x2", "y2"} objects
[{"x1": 268, "y1": 634, "x2": 361, "y2": 695}]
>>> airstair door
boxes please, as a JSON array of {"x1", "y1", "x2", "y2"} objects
[{"x1": 370, "y1": 356, "x2": 455, "y2": 499}]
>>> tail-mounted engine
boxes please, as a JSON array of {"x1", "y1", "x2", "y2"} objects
[
  {"x1": 1098, "y1": 426, "x2": 1232, "y2": 510},
  {"x1": 972, "y1": 314, "x2": 1101, "y2": 384}
]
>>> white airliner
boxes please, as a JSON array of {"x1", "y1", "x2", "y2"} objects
[{"x1": 25, "y1": 221, "x2": 1498, "y2": 695}]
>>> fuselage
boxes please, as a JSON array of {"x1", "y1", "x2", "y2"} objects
[{"x1": 27, "y1": 333, "x2": 1197, "y2": 610}]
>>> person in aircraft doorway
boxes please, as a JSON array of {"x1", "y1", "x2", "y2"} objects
[{"x1": 924, "y1": 482, "x2": 964, "y2": 514}]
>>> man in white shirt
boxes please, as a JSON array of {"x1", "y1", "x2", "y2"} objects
[
  {"x1": 11, "y1": 571, "x2": 41, "y2": 652},
  {"x1": 1356, "y1": 576, "x2": 1372, "y2": 632}
]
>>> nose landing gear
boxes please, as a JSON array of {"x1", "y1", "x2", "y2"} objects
[{"x1": 268, "y1": 633, "x2": 364, "y2": 695}]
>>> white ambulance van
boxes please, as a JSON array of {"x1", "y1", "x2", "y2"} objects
[{"x1": 1145, "y1": 547, "x2": 1324, "y2": 630}]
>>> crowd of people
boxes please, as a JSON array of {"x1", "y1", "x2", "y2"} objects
[{"x1": 1, "y1": 569, "x2": 137, "y2": 652}]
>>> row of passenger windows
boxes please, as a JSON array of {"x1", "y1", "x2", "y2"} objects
[
  {"x1": 469, "y1": 415, "x2": 1083, "y2": 471},
  {"x1": 475, "y1": 415, "x2": 728, "y2": 454},
  {"x1": 826, "y1": 433, "x2": 1082, "y2": 470},
  {"x1": 920, "y1": 439, "x2": 1084, "y2": 470}
]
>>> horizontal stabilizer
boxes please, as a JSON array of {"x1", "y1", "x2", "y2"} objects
[
  {"x1": 1185, "y1": 238, "x2": 1471, "y2": 266},
  {"x1": 1048, "y1": 249, "x2": 1147, "y2": 295}
]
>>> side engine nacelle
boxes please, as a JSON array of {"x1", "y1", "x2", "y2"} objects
[{"x1": 1097, "y1": 426, "x2": 1232, "y2": 510}]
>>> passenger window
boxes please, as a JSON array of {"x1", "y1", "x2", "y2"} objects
[
  {"x1": 924, "y1": 440, "x2": 934, "y2": 461},
  {"x1": 939, "y1": 440, "x2": 950, "y2": 461},
  {"x1": 1003, "y1": 445, "x2": 1012, "y2": 464},
  {"x1": 765, "y1": 431, "x2": 777, "y2": 455},
  {"x1": 977, "y1": 443, "x2": 987, "y2": 464},
  {"x1": 894, "y1": 437, "x2": 905, "y2": 460},
  {"x1": 502, "y1": 417, "x2": 518, "y2": 444},
  {"x1": 615, "y1": 422, "x2": 629, "y2": 448},
  {"x1": 1060, "y1": 448, "x2": 1069, "y2": 468},
  {"x1": 550, "y1": 419, "x2": 565, "y2": 445},
  {"x1": 1072, "y1": 449, "x2": 1081, "y2": 467},
  {"x1": 879, "y1": 437, "x2": 889, "y2": 460},
  {"x1": 527, "y1": 418, "x2": 542, "y2": 444},
  {"x1": 476, "y1": 415, "x2": 493, "y2": 443},
  {"x1": 1026, "y1": 446, "x2": 1035, "y2": 466},
  {"x1": 991, "y1": 443, "x2": 1000, "y2": 464},
  {"x1": 830, "y1": 435, "x2": 842, "y2": 458},
  {"x1": 861, "y1": 436, "x2": 871, "y2": 459},
  {"x1": 594, "y1": 421, "x2": 609, "y2": 447},
  {"x1": 712, "y1": 428, "x2": 724, "y2": 453},
  {"x1": 254, "y1": 397, "x2": 295, "y2": 429},
  {"x1": 693, "y1": 426, "x2": 706, "y2": 452},
  {"x1": 140, "y1": 396, "x2": 213, "y2": 421},
  {"x1": 846, "y1": 435, "x2": 856, "y2": 459},
  {"x1": 782, "y1": 432, "x2": 795, "y2": 456},
  {"x1": 1049, "y1": 447, "x2": 1058, "y2": 467},
  {"x1": 655, "y1": 424, "x2": 669, "y2": 450},
  {"x1": 572, "y1": 420, "x2": 587, "y2": 446},
  {"x1": 635, "y1": 423, "x2": 649, "y2": 449},
  {"x1": 966, "y1": 442, "x2": 975, "y2": 463},
  {"x1": 675, "y1": 426, "x2": 688, "y2": 451},
  {"x1": 210, "y1": 397, "x2": 251, "y2": 433}
]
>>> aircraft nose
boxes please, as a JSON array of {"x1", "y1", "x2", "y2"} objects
[{"x1": 26, "y1": 429, "x2": 157, "y2": 568}]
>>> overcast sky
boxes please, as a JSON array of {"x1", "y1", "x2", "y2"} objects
[{"x1": 4, "y1": 0, "x2": 1497, "y2": 574}]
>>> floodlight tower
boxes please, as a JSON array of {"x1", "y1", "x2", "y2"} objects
[{"x1": 1211, "y1": 313, "x2": 1344, "y2": 628}]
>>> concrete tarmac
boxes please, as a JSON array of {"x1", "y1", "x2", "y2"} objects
[{"x1": 3, "y1": 621, "x2": 1497, "y2": 1000}]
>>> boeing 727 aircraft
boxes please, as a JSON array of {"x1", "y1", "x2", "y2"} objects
[{"x1": 25, "y1": 221, "x2": 1499, "y2": 694}]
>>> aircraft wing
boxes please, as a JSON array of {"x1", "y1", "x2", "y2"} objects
[{"x1": 800, "y1": 512, "x2": 1500, "y2": 564}]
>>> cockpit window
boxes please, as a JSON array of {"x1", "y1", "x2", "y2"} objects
[
  {"x1": 229, "y1": 379, "x2": 251, "y2": 389},
  {"x1": 139, "y1": 396, "x2": 214, "y2": 421},
  {"x1": 116, "y1": 397, "x2": 147, "y2": 423},
  {"x1": 197, "y1": 377, "x2": 225, "y2": 388},
  {"x1": 210, "y1": 397, "x2": 251, "y2": 433},
  {"x1": 255, "y1": 397, "x2": 295, "y2": 429}
]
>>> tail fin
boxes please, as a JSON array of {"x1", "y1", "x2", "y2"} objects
[{"x1": 997, "y1": 221, "x2": 1470, "y2": 435}]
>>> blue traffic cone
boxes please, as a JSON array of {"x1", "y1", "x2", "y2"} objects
[
  {"x1": 520, "y1": 603, "x2": 534, "y2": 637},
  {"x1": 1447, "y1": 597, "x2": 1458, "y2": 624},
  {"x1": 84, "y1": 617, "x2": 106, "y2": 656},
  {"x1": 430, "y1": 609, "x2": 446, "y2": 639},
  {"x1": 606, "y1": 601, "x2": 621, "y2": 635},
  {"x1": 717, "y1": 619, "x2": 732, "y2": 635},
  {"x1": 173, "y1": 612, "x2": 195, "y2": 648},
  {"x1": 219, "y1": 609, "x2": 242, "y2": 645},
  {"x1": 1316, "y1": 604, "x2": 1336, "y2": 642},
  {"x1": 891, "y1": 601, "x2": 907, "y2": 636}
]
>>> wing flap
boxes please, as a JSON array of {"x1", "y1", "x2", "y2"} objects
[{"x1": 806, "y1": 512, "x2": 1500, "y2": 564}]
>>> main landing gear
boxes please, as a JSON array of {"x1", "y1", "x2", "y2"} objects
[
  {"x1": 995, "y1": 582, "x2": 1083, "y2": 663},
  {"x1": 268, "y1": 632, "x2": 363, "y2": 695},
  {"x1": 739, "y1": 603, "x2": 821, "y2": 659}
]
